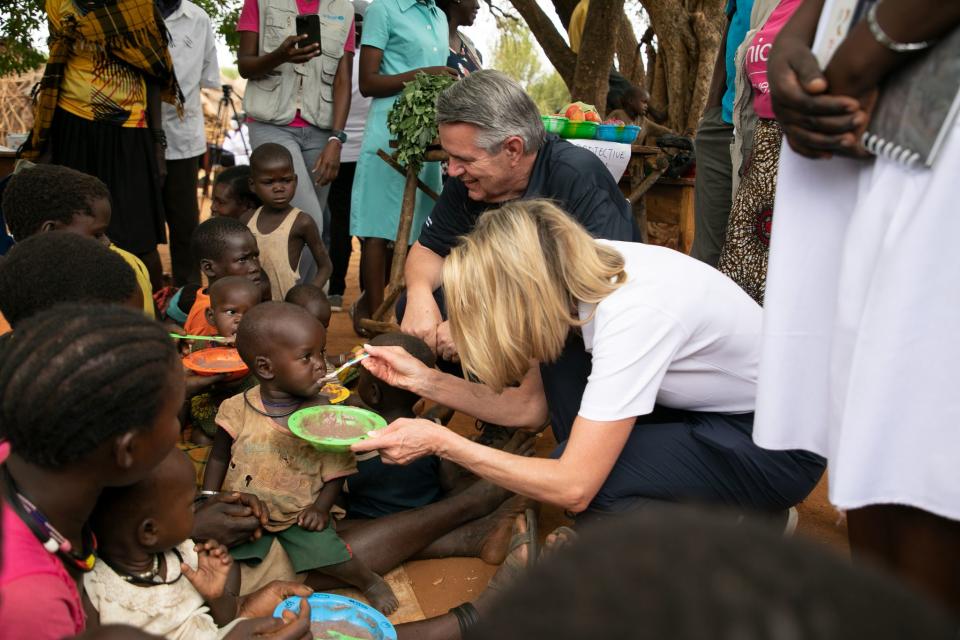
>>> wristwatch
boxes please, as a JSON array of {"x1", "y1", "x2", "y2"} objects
[{"x1": 329, "y1": 129, "x2": 347, "y2": 145}]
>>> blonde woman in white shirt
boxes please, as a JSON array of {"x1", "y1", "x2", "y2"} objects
[{"x1": 353, "y1": 200, "x2": 825, "y2": 525}]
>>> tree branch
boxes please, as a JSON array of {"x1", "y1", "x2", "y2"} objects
[{"x1": 508, "y1": 0, "x2": 577, "y2": 87}]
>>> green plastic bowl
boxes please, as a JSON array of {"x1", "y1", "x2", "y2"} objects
[
  {"x1": 560, "y1": 120, "x2": 599, "y2": 139},
  {"x1": 288, "y1": 405, "x2": 388, "y2": 453},
  {"x1": 541, "y1": 114, "x2": 568, "y2": 134}
]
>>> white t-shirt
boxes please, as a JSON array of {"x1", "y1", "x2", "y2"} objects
[
  {"x1": 341, "y1": 53, "x2": 372, "y2": 163},
  {"x1": 577, "y1": 241, "x2": 761, "y2": 422}
]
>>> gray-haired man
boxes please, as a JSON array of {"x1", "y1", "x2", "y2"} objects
[{"x1": 399, "y1": 70, "x2": 639, "y2": 441}]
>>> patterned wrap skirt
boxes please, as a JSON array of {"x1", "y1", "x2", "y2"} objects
[{"x1": 718, "y1": 119, "x2": 783, "y2": 305}]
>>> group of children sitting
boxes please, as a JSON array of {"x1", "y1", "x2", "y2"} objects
[{"x1": 0, "y1": 151, "x2": 458, "y2": 635}]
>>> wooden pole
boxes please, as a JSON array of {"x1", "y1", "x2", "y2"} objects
[{"x1": 369, "y1": 163, "x2": 419, "y2": 323}]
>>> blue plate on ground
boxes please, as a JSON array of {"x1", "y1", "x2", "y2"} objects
[{"x1": 273, "y1": 593, "x2": 397, "y2": 640}]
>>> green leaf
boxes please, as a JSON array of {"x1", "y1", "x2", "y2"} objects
[{"x1": 386, "y1": 72, "x2": 457, "y2": 173}]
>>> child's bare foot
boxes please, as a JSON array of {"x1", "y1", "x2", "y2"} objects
[{"x1": 362, "y1": 573, "x2": 399, "y2": 615}]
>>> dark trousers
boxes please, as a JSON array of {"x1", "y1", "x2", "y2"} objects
[
  {"x1": 162, "y1": 155, "x2": 202, "y2": 286},
  {"x1": 554, "y1": 407, "x2": 825, "y2": 514},
  {"x1": 327, "y1": 161, "x2": 357, "y2": 296},
  {"x1": 398, "y1": 289, "x2": 825, "y2": 515},
  {"x1": 690, "y1": 106, "x2": 735, "y2": 267}
]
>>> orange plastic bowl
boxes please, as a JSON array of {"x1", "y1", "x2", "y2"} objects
[{"x1": 182, "y1": 347, "x2": 249, "y2": 382}]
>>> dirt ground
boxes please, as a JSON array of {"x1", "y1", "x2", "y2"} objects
[{"x1": 162, "y1": 219, "x2": 849, "y2": 618}]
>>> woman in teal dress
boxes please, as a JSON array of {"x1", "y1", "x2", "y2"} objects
[{"x1": 350, "y1": 0, "x2": 457, "y2": 334}]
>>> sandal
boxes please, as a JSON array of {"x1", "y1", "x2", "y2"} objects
[{"x1": 486, "y1": 507, "x2": 539, "y2": 594}]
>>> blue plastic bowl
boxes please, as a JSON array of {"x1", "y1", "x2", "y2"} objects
[
  {"x1": 596, "y1": 124, "x2": 641, "y2": 144},
  {"x1": 273, "y1": 593, "x2": 397, "y2": 640}
]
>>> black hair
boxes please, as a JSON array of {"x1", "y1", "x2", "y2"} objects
[
  {"x1": 284, "y1": 283, "x2": 331, "y2": 327},
  {"x1": 214, "y1": 165, "x2": 261, "y2": 211},
  {"x1": 370, "y1": 332, "x2": 436, "y2": 368},
  {"x1": 190, "y1": 215, "x2": 254, "y2": 264},
  {"x1": 209, "y1": 274, "x2": 262, "y2": 308},
  {"x1": 0, "y1": 231, "x2": 137, "y2": 328},
  {"x1": 469, "y1": 507, "x2": 958, "y2": 640},
  {"x1": 361, "y1": 332, "x2": 435, "y2": 411},
  {"x1": 1, "y1": 164, "x2": 111, "y2": 241},
  {"x1": 0, "y1": 304, "x2": 180, "y2": 468},
  {"x1": 249, "y1": 143, "x2": 294, "y2": 173},
  {"x1": 235, "y1": 301, "x2": 321, "y2": 367}
]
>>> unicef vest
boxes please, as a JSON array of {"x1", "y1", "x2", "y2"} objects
[{"x1": 243, "y1": 0, "x2": 352, "y2": 129}]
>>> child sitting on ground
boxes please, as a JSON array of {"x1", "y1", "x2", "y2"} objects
[
  {"x1": 188, "y1": 276, "x2": 264, "y2": 445},
  {"x1": 347, "y1": 332, "x2": 457, "y2": 519},
  {"x1": 1, "y1": 163, "x2": 154, "y2": 318},
  {"x1": 284, "y1": 283, "x2": 331, "y2": 329},
  {"x1": 211, "y1": 166, "x2": 260, "y2": 223},
  {"x1": 0, "y1": 232, "x2": 140, "y2": 334},
  {"x1": 84, "y1": 449, "x2": 244, "y2": 637},
  {"x1": 202, "y1": 302, "x2": 398, "y2": 614},
  {"x1": 246, "y1": 144, "x2": 332, "y2": 300},
  {"x1": 165, "y1": 217, "x2": 271, "y2": 337}
]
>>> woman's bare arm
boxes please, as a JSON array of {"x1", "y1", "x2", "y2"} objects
[
  {"x1": 353, "y1": 414, "x2": 636, "y2": 512},
  {"x1": 358, "y1": 45, "x2": 457, "y2": 98}
]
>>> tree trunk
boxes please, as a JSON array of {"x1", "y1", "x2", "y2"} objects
[
  {"x1": 570, "y1": 0, "x2": 624, "y2": 112},
  {"x1": 616, "y1": 16, "x2": 645, "y2": 87},
  {"x1": 508, "y1": 0, "x2": 578, "y2": 87}
]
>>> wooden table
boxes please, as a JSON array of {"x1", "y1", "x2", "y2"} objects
[{"x1": 621, "y1": 144, "x2": 695, "y2": 254}]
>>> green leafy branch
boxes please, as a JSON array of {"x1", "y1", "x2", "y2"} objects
[{"x1": 386, "y1": 72, "x2": 456, "y2": 173}]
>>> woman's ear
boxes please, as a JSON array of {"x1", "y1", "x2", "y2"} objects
[
  {"x1": 138, "y1": 517, "x2": 160, "y2": 548},
  {"x1": 255, "y1": 355, "x2": 274, "y2": 380}
]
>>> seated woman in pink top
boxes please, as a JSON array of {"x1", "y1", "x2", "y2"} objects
[
  {"x1": 717, "y1": 0, "x2": 803, "y2": 304},
  {"x1": 0, "y1": 306, "x2": 311, "y2": 640},
  {"x1": 0, "y1": 306, "x2": 184, "y2": 639}
]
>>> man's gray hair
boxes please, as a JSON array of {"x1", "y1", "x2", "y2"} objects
[{"x1": 436, "y1": 70, "x2": 546, "y2": 154}]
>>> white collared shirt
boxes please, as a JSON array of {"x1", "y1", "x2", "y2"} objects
[{"x1": 162, "y1": 0, "x2": 221, "y2": 160}]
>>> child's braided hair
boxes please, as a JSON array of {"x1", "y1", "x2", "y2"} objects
[{"x1": 0, "y1": 304, "x2": 179, "y2": 468}]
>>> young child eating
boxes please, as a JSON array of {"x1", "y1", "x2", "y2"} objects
[
  {"x1": 246, "y1": 144, "x2": 333, "y2": 300},
  {"x1": 284, "y1": 283, "x2": 332, "y2": 329},
  {"x1": 84, "y1": 449, "x2": 244, "y2": 637},
  {"x1": 1, "y1": 163, "x2": 154, "y2": 318},
  {"x1": 188, "y1": 276, "x2": 263, "y2": 445},
  {"x1": 211, "y1": 166, "x2": 260, "y2": 223},
  {"x1": 165, "y1": 217, "x2": 270, "y2": 337},
  {"x1": 202, "y1": 302, "x2": 398, "y2": 614},
  {"x1": 347, "y1": 332, "x2": 455, "y2": 519}
]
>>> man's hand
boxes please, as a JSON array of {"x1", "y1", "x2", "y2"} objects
[
  {"x1": 274, "y1": 35, "x2": 319, "y2": 65},
  {"x1": 297, "y1": 504, "x2": 330, "y2": 532},
  {"x1": 400, "y1": 291, "x2": 442, "y2": 352},
  {"x1": 181, "y1": 540, "x2": 233, "y2": 601},
  {"x1": 435, "y1": 321, "x2": 459, "y2": 362},
  {"x1": 313, "y1": 142, "x2": 341, "y2": 186},
  {"x1": 769, "y1": 35, "x2": 864, "y2": 158},
  {"x1": 192, "y1": 492, "x2": 268, "y2": 547},
  {"x1": 238, "y1": 582, "x2": 313, "y2": 620}
]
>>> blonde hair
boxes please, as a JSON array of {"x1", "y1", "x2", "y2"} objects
[{"x1": 443, "y1": 199, "x2": 626, "y2": 392}]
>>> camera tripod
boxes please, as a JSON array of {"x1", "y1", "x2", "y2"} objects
[{"x1": 201, "y1": 83, "x2": 249, "y2": 202}]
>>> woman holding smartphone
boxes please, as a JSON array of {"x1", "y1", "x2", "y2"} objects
[{"x1": 235, "y1": 0, "x2": 355, "y2": 284}]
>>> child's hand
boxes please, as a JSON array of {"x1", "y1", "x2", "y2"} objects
[
  {"x1": 182, "y1": 539, "x2": 233, "y2": 601},
  {"x1": 297, "y1": 504, "x2": 330, "y2": 532}
]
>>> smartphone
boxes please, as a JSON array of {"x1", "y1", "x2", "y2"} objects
[{"x1": 295, "y1": 14, "x2": 321, "y2": 49}]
